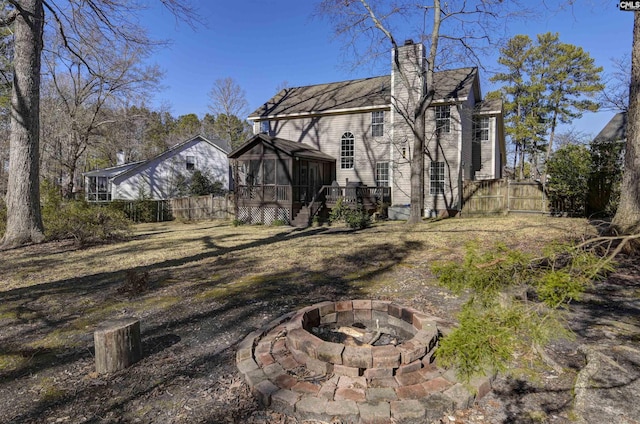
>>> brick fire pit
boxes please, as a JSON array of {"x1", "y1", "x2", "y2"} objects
[{"x1": 236, "y1": 300, "x2": 493, "y2": 423}]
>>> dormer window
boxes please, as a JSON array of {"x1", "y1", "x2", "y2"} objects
[
  {"x1": 186, "y1": 155, "x2": 195, "y2": 171},
  {"x1": 260, "y1": 120, "x2": 270, "y2": 134},
  {"x1": 372, "y1": 111, "x2": 384, "y2": 137}
]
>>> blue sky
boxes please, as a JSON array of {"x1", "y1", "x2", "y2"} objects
[{"x1": 141, "y1": 0, "x2": 634, "y2": 138}]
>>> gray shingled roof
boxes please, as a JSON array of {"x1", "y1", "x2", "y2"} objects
[
  {"x1": 228, "y1": 134, "x2": 336, "y2": 161},
  {"x1": 594, "y1": 112, "x2": 627, "y2": 142},
  {"x1": 249, "y1": 67, "x2": 478, "y2": 119},
  {"x1": 475, "y1": 98, "x2": 503, "y2": 114}
]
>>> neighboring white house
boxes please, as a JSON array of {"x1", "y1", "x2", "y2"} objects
[
  {"x1": 84, "y1": 135, "x2": 230, "y2": 201},
  {"x1": 243, "y1": 40, "x2": 505, "y2": 220}
]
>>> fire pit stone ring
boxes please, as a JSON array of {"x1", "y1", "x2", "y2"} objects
[{"x1": 236, "y1": 300, "x2": 494, "y2": 423}]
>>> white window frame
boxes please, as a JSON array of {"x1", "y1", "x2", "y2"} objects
[
  {"x1": 186, "y1": 155, "x2": 196, "y2": 171},
  {"x1": 371, "y1": 111, "x2": 384, "y2": 137},
  {"x1": 340, "y1": 132, "x2": 355, "y2": 169},
  {"x1": 87, "y1": 176, "x2": 111, "y2": 202},
  {"x1": 473, "y1": 116, "x2": 490, "y2": 143},
  {"x1": 435, "y1": 105, "x2": 451, "y2": 134},
  {"x1": 376, "y1": 162, "x2": 389, "y2": 187},
  {"x1": 430, "y1": 161, "x2": 445, "y2": 195},
  {"x1": 260, "y1": 120, "x2": 270, "y2": 134}
]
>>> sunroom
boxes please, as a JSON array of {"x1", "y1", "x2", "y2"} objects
[{"x1": 229, "y1": 134, "x2": 390, "y2": 226}]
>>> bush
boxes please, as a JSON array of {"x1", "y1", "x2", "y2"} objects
[
  {"x1": 190, "y1": 170, "x2": 226, "y2": 196},
  {"x1": 546, "y1": 144, "x2": 592, "y2": 215},
  {"x1": 329, "y1": 198, "x2": 371, "y2": 229},
  {"x1": 44, "y1": 200, "x2": 131, "y2": 245},
  {"x1": 41, "y1": 182, "x2": 130, "y2": 244}
]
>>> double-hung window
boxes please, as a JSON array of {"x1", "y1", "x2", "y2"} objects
[
  {"x1": 430, "y1": 161, "x2": 445, "y2": 195},
  {"x1": 473, "y1": 116, "x2": 489, "y2": 143},
  {"x1": 341, "y1": 132, "x2": 355, "y2": 169},
  {"x1": 186, "y1": 155, "x2": 195, "y2": 171},
  {"x1": 260, "y1": 120, "x2": 270, "y2": 134},
  {"x1": 376, "y1": 162, "x2": 389, "y2": 187},
  {"x1": 435, "y1": 105, "x2": 451, "y2": 134},
  {"x1": 371, "y1": 111, "x2": 384, "y2": 137}
]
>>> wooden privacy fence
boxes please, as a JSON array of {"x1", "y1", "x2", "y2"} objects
[
  {"x1": 462, "y1": 179, "x2": 550, "y2": 215},
  {"x1": 168, "y1": 194, "x2": 235, "y2": 220}
]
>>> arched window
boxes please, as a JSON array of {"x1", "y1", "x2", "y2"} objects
[{"x1": 340, "y1": 132, "x2": 354, "y2": 169}]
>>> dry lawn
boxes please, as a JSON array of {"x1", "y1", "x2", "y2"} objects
[
  {"x1": 0, "y1": 215, "x2": 593, "y2": 353},
  {"x1": 0, "y1": 215, "x2": 598, "y2": 423}
]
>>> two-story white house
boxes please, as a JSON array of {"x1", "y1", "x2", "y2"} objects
[{"x1": 229, "y1": 40, "x2": 505, "y2": 225}]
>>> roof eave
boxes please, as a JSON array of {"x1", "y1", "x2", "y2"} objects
[{"x1": 248, "y1": 104, "x2": 391, "y2": 121}]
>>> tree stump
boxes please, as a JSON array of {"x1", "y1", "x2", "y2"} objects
[{"x1": 94, "y1": 318, "x2": 142, "y2": 374}]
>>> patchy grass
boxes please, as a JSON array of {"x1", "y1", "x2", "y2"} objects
[
  {"x1": 0, "y1": 216, "x2": 593, "y2": 373},
  {"x1": 0, "y1": 215, "x2": 607, "y2": 422}
]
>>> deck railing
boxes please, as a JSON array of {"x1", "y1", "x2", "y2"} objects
[
  {"x1": 235, "y1": 184, "x2": 391, "y2": 208},
  {"x1": 322, "y1": 185, "x2": 391, "y2": 206}
]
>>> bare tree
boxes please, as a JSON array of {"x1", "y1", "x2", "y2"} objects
[
  {"x1": 317, "y1": 0, "x2": 526, "y2": 223},
  {"x1": 0, "y1": 0, "x2": 196, "y2": 249},
  {"x1": 600, "y1": 54, "x2": 630, "y2": 113},
  {"x1": 612, "y1": 14, "x2": 640, "y2": 235},
  {"x1": 42, "y1": 32, "x2": 162, "y2": 198},
  {"x1": 208, "y1": 77, "x2": 251, "y2": 148}
]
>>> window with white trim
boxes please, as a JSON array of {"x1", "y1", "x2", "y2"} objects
[
  {"x1": 435, "y1": 105, "x2": 451, "y2": 133},
  {"x1": 430, "y1": 161, "x2": 445, "y2": 195},
  {"x1": 376, "y1": 162, "x2": 389, "y2": 187},
  {"x1": 371, "y1": 111, "x2": 384, "y2": 137},
  {"x1": 260, "y1": 120, "x2": 270, "y2": 134},
  {"x1": 340, "y1": 132, "x2": 355, "y2": 169},
  {"x1": 473, "y1": 116, "x2": 489, "y2": 143},
  {"x1": 87, "y1": 176, "x2": 110, "y2": 201},
  {"x1": 186, "y1": 155, "x2": 195, "y2": 171}
]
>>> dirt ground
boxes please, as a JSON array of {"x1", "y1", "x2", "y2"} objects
[{"x1": 0, "y1": 218, "x2": 638, "y2": 424}]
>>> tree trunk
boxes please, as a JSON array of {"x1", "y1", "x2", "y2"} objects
[
  {"x1": 1, "y1": 0, "x2": 45, "y2": 248},
  {"x1": 407, "y1": 114, "x2": 425, "y2": 224},
  {"x1": 612, "y1": 12, "x2": 640, "y2": 235}
]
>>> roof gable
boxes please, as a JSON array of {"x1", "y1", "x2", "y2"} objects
[{"x1": 229, "y1": 134, "x2": 335, "y2": 162}]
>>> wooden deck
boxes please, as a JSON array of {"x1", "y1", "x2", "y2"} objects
[{"x1": 235, "y1": 184, "x2": 390, "y2": 210}]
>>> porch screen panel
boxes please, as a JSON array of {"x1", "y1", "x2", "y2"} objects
[
  {"x1": 264, "y1": 159, "x2": 276, "y2": 185},
  {"x1": 276, "y1": 160, "x2": 288, "y2": 185},
  {"x1": 249, "y1": 160, "x2": 262, "y2": 185}
]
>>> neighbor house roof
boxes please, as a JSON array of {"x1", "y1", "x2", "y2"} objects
[
  {"x1": 594, "y1": 112, "x2": 627, "y2": 143},
  {"x1": 228, "y1": 134, "x2": 336, "y2": 162},
  {"x1": 249, "y1": 67, "x2": 478, "y2": 120},
  {"x1": 83, "y1": 135, "x2": 229, "y2": 179},
  {"x1": 83, "y1": 161, "x2": 144, "y2": 178}
]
